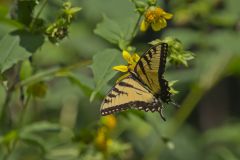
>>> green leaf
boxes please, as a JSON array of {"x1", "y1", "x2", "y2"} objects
[
  {"x1": 11, "y1": 30, "x2": 44, "y2": 53},
  {"x1": 94, "y1": 15, "x2": 135, "y2": 49},
  {"x1": 20, "y1": 60, "x2": 33, "y2": 80},
  {"x1": 0, "y1": 33, "x2": 31, "y2": 73},
  {"x1": 67, "y1": 73, "x2": 94, "y2": 97},
  {"x1": 94, "y1": 15, "x2": 123, "y2": 45},
  {"x1": 0, "y1": 130, "x2": 18, "y2": 144},
  {"x1": 90, "y1": 48, "x2": 123, "y2": 102},
  {"x1": 20, "y1": 134, "x2": 46, "y2": 153},
  {"x1": 10, "y1": 0, "x2": 38, "y2": 26},
  {"x1": 20, "y1": 121, "x2": 61, "y2": 135},
  {"x1": 19, "y1": 122, "x2": 62, "y2": 153},
  {"x1": 68, "y1": 7, "x2": 82, "y2": 14}
]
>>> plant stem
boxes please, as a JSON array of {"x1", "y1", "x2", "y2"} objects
[
  {"x1": 129, "y1": 14, "x2": 142, "y2": 42},
  {"x1": 29, "y1": 0, "x2": 48, "y2": 30},
  {"x1": 2, "y1": 94, "x2": 31, "y2": 160},
  {"x1": 14, "y1": 60, "x2": 91, "y2": 89},
  {"x1": 0, "y1": 92, "x2": 11, "y2": 128},
  {"x1": 18, "y1": 95, "x2": 31, "y2": 128}
]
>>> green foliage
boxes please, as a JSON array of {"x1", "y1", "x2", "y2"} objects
[
  {"x1": 20, "y1": 60, "x2": 33, "y2": 81},
  {"x1": 90, "y1": 49, "x2": 123, "y2": 101},
  {"x1": 45, "y1": 2, "x2": 81, "y2": 43},
  {"x1": 150, "y1": 37, "x2": 194, "y2": 67},
  {"x1": 94, "y1": 15, "x2": 136, "y2": 50},
  {"x1": 0, "y1": 33, "x2": 31, "y2": 73},
  {"x1": 0, "y1": 0, "x2": 240, "y2": 159},
  {"x1": 10, "y1": 0, "x2": 38, "y2": 26}
]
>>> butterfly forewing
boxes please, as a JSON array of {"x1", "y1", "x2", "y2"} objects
[
  {"x1": 100, "y1": 76, "x2": 162, "y2": 116},
  {"x1": 134, "y1": 43, "x2": 168, "y2": 95}
]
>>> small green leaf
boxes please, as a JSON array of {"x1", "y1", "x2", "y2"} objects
[
  {"x1": 0, "y1": 130, "x2": 18, "y2": 144},
  {"x1": 90, "y1": 48, "x2": 123, "y2": 102},
  {"x1": 0, "y1": 33, "x2": 31, "y2": 73},
  {"x1": 20, "y1": 60, "x2": 33, "y2": 81},
  {"x1": 169, "y1": 80, "x2": 179, "y2": 95},
  {"x1": 68, "y1": 7, "x2": 82, "y2": 14},
  {"x1": 21, "y1": 121, "x2": 61, "y2": 134}
]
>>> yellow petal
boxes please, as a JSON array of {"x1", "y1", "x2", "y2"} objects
[
  {"x1": 163, "y1": 12, "x2": 173, "y2": 20},
  {"x1": 132, "y1": 53, "x2": 140, "y2": 63},
  {"x1": 151, "y1": 18, "x2": 166, "y2": 31},
  {"x1": 160, "y1": 18, "x2": 167, "y2": 28},
  {"x1": 140, "y1": 20, "x2": 149, "y2": 32},
  {"x1": 122, "y1": 50, "x2": 133, "y2": 64},
  {"x1": 129, "y1": 64, "x2": 136, "y2": 71},
  {"x1": 112, "y1": 65, "x2": 128, "y2": 72},
  {"x1": 101, "y1": 115, "x2": 117, "y2": 130}
]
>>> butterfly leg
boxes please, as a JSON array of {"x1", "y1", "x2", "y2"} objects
[
  {"x1": 159, "y1": 108, "x2": 166, "y2": 121},
  {"x1": 158, "y1": 98, "x2": 166, "y2": 121}
]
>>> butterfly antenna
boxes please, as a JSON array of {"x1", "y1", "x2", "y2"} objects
[{"x1": 170, "y1": 100, "x2": 180, "y2": 109}]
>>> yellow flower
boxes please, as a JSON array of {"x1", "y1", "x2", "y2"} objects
[
  {"x1": 140, "y1": 6, "x2": 173, "y2": 32},
  {"x1": 95, "y1": 127, "x2": 107, "y2": 151},
  {"x1": 113, "y1": 50, "x2": 140, "y2": 73},
  {"x1": 101, "y1": 115, "x2": 117, "y2": 130}
]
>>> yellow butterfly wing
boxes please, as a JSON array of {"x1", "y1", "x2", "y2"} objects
[
  {"x1": 100, "y1": 76, "x2": 162, "y2": 116},
  {"x1": 133, "y1": 43, "x2": 171, "y2": 103}
]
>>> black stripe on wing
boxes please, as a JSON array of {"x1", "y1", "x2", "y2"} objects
[
  {"x1": 135, "y1": 60, "x2": 152, "y2": 88},
  {"x1": 118, "y1": 81, "x2": 149, "y2": 93},
  {"x1": 134, "y1": 43, "x2": 168, "y2": 77},
  {"x1": 158, "y1": 43, "x2": 168, "y2": 77},
  {"x1": 101, "y1": 100, "x2": 161, "y2": 116},
  {"x1": 159, "y1": 78, "x2": 171, "y2": 103},
  {"x1": 133, "y1": 43, "x2": 168, "y2": 86}
]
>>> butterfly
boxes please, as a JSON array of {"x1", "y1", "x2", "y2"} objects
[{"x1": 100, "y1": 43, "x2": 177, "y2": 121}]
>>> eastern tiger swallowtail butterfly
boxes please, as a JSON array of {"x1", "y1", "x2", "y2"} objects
[{"x1": 100, "y1": 43, "x2": 177, "y2": 121}]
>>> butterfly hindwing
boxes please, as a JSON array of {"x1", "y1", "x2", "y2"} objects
[
  {"x1": 100, "y1": 76, "x2": 162, "y2": 116},
  {"x1": 134, "y1": 43, "x2": 171, "y2": 102}
]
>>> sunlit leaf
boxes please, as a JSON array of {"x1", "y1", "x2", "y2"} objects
[
  {"x1": 90, "y1": 48, "x2": 123, "y2": 102},
  {"x1": 94, "y1": 15, "x2": 136, "y2": 49},
  {"x1": 20, "y1": 60, "x2": 33, "y2": 81},
  {"x1": 94, "y1": 15, "x2": 123, "y2": 45},
  {"x1": 0, "y1": 33, "x2": 31, "y2": 73},
  {"x1": 0, "y1": 130, "x2": 18, "y2": 144}
]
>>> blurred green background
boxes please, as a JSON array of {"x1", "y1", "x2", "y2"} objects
[{"x1": 0, "y1": 0, "x2": 240, "y2": 160}]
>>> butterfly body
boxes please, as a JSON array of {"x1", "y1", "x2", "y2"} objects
[{"x1": 100, "y1": 43, "x2": 175, "y2": 120}]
